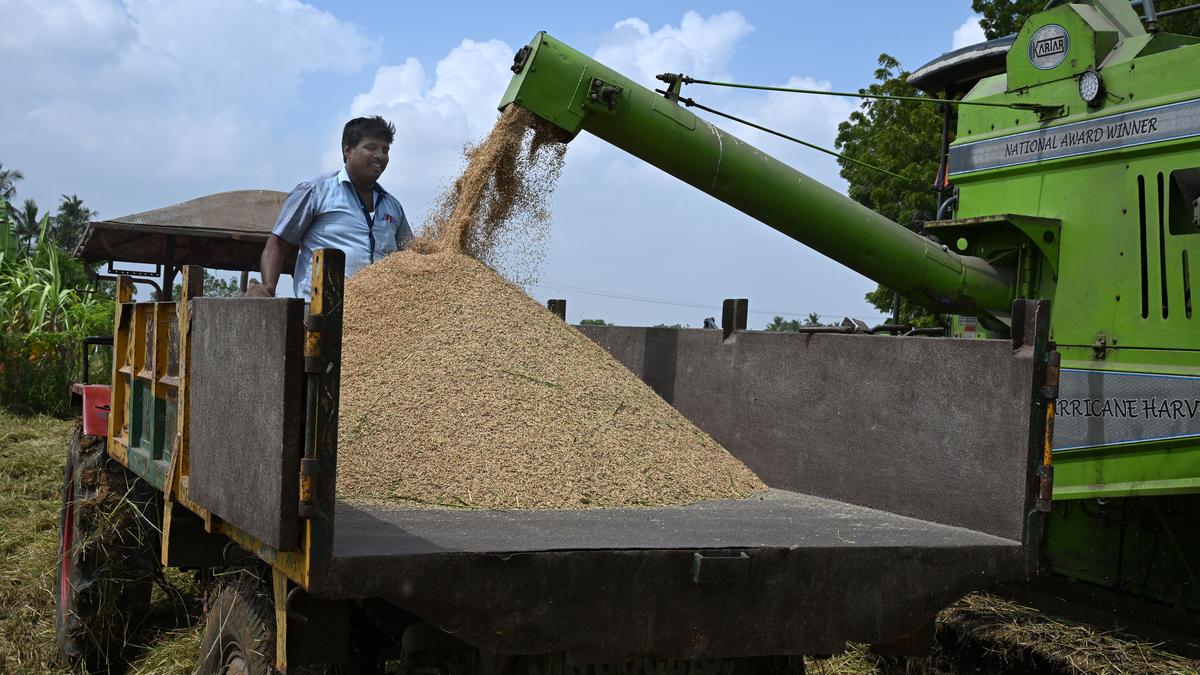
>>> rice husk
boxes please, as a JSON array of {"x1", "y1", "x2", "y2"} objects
[{"x1": 336, "y1": 106, "x2": 765, "y2": 509}]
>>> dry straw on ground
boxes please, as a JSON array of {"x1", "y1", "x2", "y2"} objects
[
  {"x1": 336, "y1": 105, "x2": 764, "y2": 509},
  {"x1": 936, "y1": 592, "x2": 1200, "y2": 675},
  {"x1": 0, "y1": 413, "x2": 199, "y2": 675}
]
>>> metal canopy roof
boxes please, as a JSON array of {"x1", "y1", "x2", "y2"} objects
[
  {"x1": 907, "y1": 35, "x2": 1015, "y2": 95},
  {"x1": 74, "y1": 189, "x2": 290, "y2": 272}
]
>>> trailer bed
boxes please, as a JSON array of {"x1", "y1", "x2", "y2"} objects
[
  {"x1": 174, "y1": 297, "x2": 1053, "y2": 662},
  {"x1": 326, "y1": 489, "x2": 1024, "y2": 660},
  {"x1": 332, "y1": 490, "x2": 1016, "y2": 557}
]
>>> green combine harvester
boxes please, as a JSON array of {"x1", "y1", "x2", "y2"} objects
[{"x1": 500, "y1": 0, "x2": 1200, "y2": 614}]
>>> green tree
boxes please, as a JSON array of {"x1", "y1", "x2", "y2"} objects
[
  {"x1": 972, "y1": 0, "x2": 1042, "y2": 39},
  {"x1": 1155, "y1": 0, "x2": 1200, "y2": 34},
  {"x1": 0, "y1": 198, "x2": 15, "y2": 259},
  {"x1": 163, "y1": 271, "x2": 245, "y2": 299},
  {"x1": 764, "y1": 316, "x2": 802, "y2": 332},
  {"x1": 804, "y1": 312, "x2": 823, "y2": 327},
  {"x1": 579, "y1": 318, "x2": 609, "y2": 326},
  {"x1": 50, "y1": 194, "x2": 95, "y2": 252},
  {"x1": 973, "y1": 0, "x2": 1200, "y2": 39},
  {"x1": 0, "y1": 162, "x2": 22, "y2": 202},
  {"x1": 12, "y1": 198, "x2": 41, "y2": 255},
  {"x1": 834, "y1": 54, "x2": 943, "y2": 328}
]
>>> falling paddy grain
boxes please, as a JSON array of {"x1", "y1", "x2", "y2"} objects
[{"x1": 336, "y1": 106, "x2": 765, "y2": 509}]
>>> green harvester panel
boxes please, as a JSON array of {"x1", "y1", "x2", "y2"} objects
[{"x1": 499, "y1": 0, "x2": 1200, "y2": 611}]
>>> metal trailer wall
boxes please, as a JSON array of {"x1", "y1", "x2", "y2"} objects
[{"x1": 578, "y1": 321, "x2": 1044, "y2": 543}]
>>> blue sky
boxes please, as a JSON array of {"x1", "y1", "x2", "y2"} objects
[{"x1": 1, "y1": 0, "x2": 987, "y2": 326}]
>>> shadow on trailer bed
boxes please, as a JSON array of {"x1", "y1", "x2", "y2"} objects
[{"x1": 332, "y1": 490, "x2": 1026, "y2": 659}]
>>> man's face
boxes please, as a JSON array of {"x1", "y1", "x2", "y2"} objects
[{"x1": 343, "y1": 136, "x2": 390, "y2": 184}]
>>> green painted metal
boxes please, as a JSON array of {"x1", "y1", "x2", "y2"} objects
[
  {"x1": 125, "y1": 380, "x2": 171, "y2": 488},
  {"x1": 500, "y1": 33, "x2": 1015, "y2": 325},
  {"x1": 922, "y1": 0, "x2": 1200, "y2": 608},
  {"x1": 500, "y1": 0, "x2": 1200, "y2": 610},
  {"x1": 1044, "y1": 494, "x2": 1200, "y2": 610}
]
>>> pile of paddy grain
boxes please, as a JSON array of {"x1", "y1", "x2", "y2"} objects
[
  {"x1": 336, "y1": 250, "x2": 765, "y2": 509},
  {"x1": 334, "y1": 104, "x2": 765, "y2": 509}
]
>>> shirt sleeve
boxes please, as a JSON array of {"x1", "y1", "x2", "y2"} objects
[
  {"x1": 271, "y1": 182, "x2": 317, "y2": 246},
  {"x1": 395, "y1": 206, "x2": 414, "y2": 249}
]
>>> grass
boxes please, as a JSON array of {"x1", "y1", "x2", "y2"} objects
[
  {"x1": 0, "y1": 411, "x2": 201, "y2": 674},
  {"x1": 2, "y1": 411, "x2": 1198, "y2": 675}
]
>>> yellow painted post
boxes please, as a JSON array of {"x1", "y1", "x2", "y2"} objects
[
  {"x1": 107, "y1": 277, "x2": 134, "y2": 464},
  {"x1": 273, "y1": 568, "x2": 289, "y2": 672}
]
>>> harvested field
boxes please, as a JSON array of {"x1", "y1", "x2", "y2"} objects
[
  {"x1": 336, "y1": 250, "x2": 766, "y2": 508},
  {"x1": 0, "y1": 411, "x2": 199, "y2": 675}
]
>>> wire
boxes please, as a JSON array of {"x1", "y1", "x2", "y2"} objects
[
  {"x1": 532, "y1": 281, "x2": 885, "y2": 322},
  {"x1": 655, "y1": 89, "x2": 931, "y2": 190},
  {"x1": 662, "y1": 74, "x2": 1060, "y2": 113}
]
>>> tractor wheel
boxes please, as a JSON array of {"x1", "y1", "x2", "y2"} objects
[
  {"x1": 197, "y1": 579, "x2": 279, "y2": 675},
  {"x1": 55, "y1": 423, "x2": 162, "y2": 671}
]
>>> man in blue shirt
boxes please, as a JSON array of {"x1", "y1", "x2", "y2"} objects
[{"x1": 260, "y1": 116, "x2": 413, "y2": 299}]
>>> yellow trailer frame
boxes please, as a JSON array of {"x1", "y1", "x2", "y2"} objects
[{"x1": 105, "y1": 250, "x2": 345, "y2": 670}]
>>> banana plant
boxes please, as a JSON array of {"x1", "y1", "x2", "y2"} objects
[
  {"x1": 0, "y1": 212, "x2": 97, "y2": 333},
  {"x1": 0, "y1": 198, "x2": 15, "y2": 260}
]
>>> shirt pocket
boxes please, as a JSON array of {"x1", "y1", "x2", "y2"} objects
[{"x1": 378, "y1": 210, "x2": 402, "y2": 254}]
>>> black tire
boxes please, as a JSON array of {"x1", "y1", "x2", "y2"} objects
[
  {"x1": 55, "y1": 423, "x2": 162, "y2": 671},
  {"x1": 197, "y1": 578, "x2": 278, "y2": 675}
]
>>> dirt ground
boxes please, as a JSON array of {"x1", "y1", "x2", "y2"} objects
[{"x1": 1, "y1": 411, "x2": 1196, "y2": 675}]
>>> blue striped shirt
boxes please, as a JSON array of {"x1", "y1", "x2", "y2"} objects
[{"x1": 272, "y1": 167, "x2": 412, "y2": 299}]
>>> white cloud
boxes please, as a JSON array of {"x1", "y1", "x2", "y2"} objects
[
  {"x1": 340, "y1": 10, "x2": 876, "y2": 326},
  {"x1": 530, "y1": 19, "x2": 874, "y2": 327},
  {"x1": 0, "y1": 0, "x2": 379, "y2": 217},
  {"x1": 953, "y1": 15, "x2": 987, "y2": 49},
  {"x1": 2, "y1": 3, "x2": 881, "y2": 324},
  {"x1": 336, "y1": 38, "x2": 516, "y2": 203},
  {"x1": 594, "y1": 11, "x2": 753, "y2": 85}
]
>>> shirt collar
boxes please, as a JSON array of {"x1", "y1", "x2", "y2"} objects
[{"x1": 337, "y1": 166, "x2": 388, "y2": 197}]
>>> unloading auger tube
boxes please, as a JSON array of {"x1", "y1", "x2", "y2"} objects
[{"x1": 500, "y1": 32, "x2": 1016, "y2": 327}]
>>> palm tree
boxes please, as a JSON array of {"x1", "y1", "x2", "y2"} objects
[
  {"x1": 13, "y1": 198, "x2": 40, "y2": 255},
  {"x1": 0, "y1": 162, "x2": 23, "y2": 202},
  {"x1": 765, "y1": 315, "x2": 802, "y2": 332},
  {"x1": 51, "y1": 193, "x2": 94, "y2": 251}
]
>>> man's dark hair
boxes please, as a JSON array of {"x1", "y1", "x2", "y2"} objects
[{"x1": 342, "y1": 116, "x2": 396, "y2": 149}]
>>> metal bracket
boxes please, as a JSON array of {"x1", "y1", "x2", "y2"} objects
[
  {"x1": 1092, "y1": 333, "x2": 1107, "y2": 360},
  {"x1": 691, "y1": 551, "x2": 750, "y2": 585},
  {"x1": 107, "y1": 260, "x2": 162, "y2": 278},
  {"x1": 656, "y1": 72, "x2": 684, "y2": 102},
  {"x1": 587, "y1": 78, "x2": 623, "y2": 111},
  {"x1": 511, "y1": 45, "x2": 532, "y2": 74},
  {"x1": 298, "y1": 458, "x2": 319, "y2": 519},
  {"x1": 1035, "y1": 464, "x2": 1055, "y2": 513},
  {"x1": 1040, "y1": 349, "x2": 1061, "y2": 400}
]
